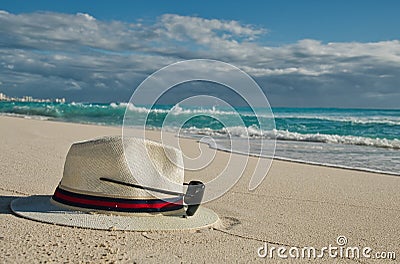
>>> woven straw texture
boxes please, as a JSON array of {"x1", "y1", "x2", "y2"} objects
[{"x1": 60, "y1": 136, "x2": 184, "y2": 199}]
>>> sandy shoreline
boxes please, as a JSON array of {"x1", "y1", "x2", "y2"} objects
[{"x1": 0, "y1": 116, "x2": 399, "y2": 263}]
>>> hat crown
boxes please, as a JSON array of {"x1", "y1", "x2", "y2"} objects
[{"x1": 60, "y1": 136, "x2": 184, "y2": 199}]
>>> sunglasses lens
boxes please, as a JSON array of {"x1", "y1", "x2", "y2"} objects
[{"x1": 184, "y1": 181, "x2": 205, "y2": 216}]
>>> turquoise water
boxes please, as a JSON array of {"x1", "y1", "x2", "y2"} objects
[{"x1": 1, "y1": 101, "x2": 399, "y2": 174}]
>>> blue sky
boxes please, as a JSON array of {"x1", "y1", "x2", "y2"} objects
[
  {"x1": 4, "y1": 0, "x2": 400, "y2": 43},
  {"x1": 0, "y1": 1, "x2": 399, "y2": 107}
]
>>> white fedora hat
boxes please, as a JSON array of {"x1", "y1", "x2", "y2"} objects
[{"x1": 11, "y1": 136, "x2": 219, "y2": 231}]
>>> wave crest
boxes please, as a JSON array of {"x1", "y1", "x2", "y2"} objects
[{"x1": 180, "y1": 126, "x2": 400, "y2": 149}]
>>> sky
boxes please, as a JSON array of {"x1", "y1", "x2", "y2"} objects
[{"x1": 0, "y1": 0, "x2": 399, "y2": 108}]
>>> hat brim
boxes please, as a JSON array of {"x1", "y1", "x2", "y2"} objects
[{"x1": 11, "y1": 195, "x2": 220, "y2": 231}]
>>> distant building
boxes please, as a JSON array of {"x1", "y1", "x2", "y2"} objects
[
  {"x1": 0, "y1": 92, "x2": 66, "y2": 103},
  {"x1": 22, "y1": 96, "x2": 33, "y2": 102},
  {"x1": 55, "y1": 98, "x2": 66, "y2": 103}
]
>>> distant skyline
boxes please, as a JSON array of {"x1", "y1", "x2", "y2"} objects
[{"x1": 0, "y1": 1, "x2": 399, "y2": 108}]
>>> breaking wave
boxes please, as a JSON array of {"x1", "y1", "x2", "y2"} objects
[{"x1": 179, "y1": 126, "x2": 400, "y2": 149}]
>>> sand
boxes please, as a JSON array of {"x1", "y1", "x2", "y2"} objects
[{"x1": 0, "y1": 116, "x2": 399, "y2": 263}]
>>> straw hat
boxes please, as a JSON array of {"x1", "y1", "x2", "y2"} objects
[{"x1": 11, "y1": 136, "x2": 219, "y2": 231}]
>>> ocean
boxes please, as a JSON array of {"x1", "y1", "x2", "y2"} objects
[{"x1": 1, "y1": 101, "x2": 399, "y2": 175}]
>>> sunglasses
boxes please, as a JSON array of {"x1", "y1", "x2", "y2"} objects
[{"x1": 100, "y1": 177, "x2": 205, "y2": 216}]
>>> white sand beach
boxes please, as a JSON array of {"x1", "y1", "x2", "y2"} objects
[{"x1": 0, "y1": 116, "x2": 399, "y2": 263}]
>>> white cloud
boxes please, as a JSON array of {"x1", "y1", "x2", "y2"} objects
[
  {"x1": 0, "y1": 10, "x2": 399, "y2": 107},
  {"x1": 158, "y1": 14, "x2": 264, "y2": 42}
]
